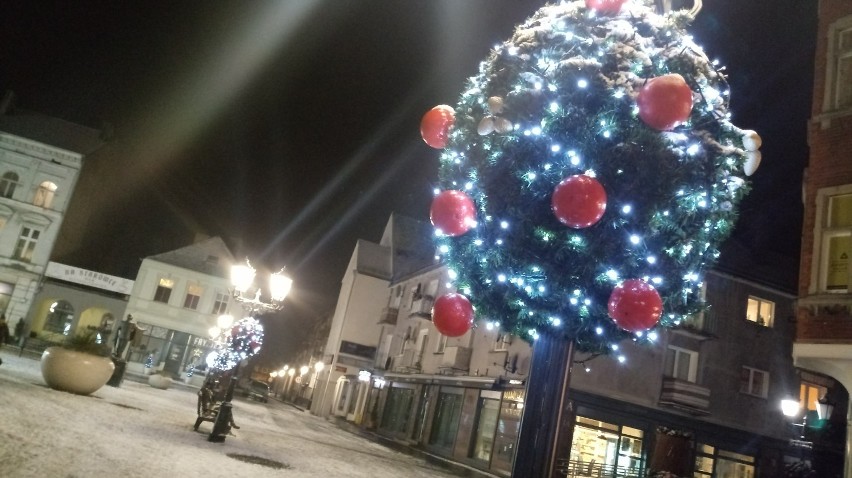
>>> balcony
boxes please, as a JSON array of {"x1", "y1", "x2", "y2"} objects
[
  {"x1": 659, "y1": 377, "x2": 710, "y2": 415},
  {"x1": 409, "y1": 295, "x2": 434, "y2": 319},
  {"x1": 671, "y1": 309, "x2": 717, "y2": 339},
  {"x1": 796, "y1": 302, "x2": 852, "y2": 342},
  {"x1": 392, "y1": 348, "x2": 421, "y2": 372},
  {"x1": 439, "y1": 346, "x2": 472, "y2": 372},
  {"x1": 378, "y1": 306, "x2": 399, "y2": 325}
]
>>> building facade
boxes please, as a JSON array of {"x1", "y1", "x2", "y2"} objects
[
  {"x1": 25, "y1": 262, "x2": 131, "y2": 344},
  {"x1": 307, "y1": 214, "x2": 846, "y2": 477},
  {"x1": 0, "y1": 106, "x2": 102, "y2": 324},
  {"x1": 793, "y1": 1, "x2": 852, "y2": 477},
  {"x1": 122, "y1": 237, "x2": 239, "y2": 380}
]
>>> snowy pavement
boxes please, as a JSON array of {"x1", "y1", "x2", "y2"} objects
[{"x1": 0, "y1": 350, "x2": 463, "y2": 478}]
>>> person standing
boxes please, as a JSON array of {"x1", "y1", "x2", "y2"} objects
[
  {"x1": 0, "y1": 315, "x2": 9, "y2": 346},
  {"x1": 13, "y1": 318, "x2": 23, "y2": 344}
]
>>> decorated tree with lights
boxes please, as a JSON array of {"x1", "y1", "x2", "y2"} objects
[{"x1": 422, "y1": 0, "x2": 763, "y2": 359}]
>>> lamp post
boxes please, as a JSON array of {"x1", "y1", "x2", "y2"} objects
[{"x1": 208, "y1": 260, "x2": 293, "y2": 443}]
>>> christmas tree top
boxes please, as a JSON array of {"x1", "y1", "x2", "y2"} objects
[{"x1": 422, "y1": 0, "x2": 763, "y2": 354}]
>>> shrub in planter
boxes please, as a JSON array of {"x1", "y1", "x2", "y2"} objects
[{"x1": 40, "y1": 331, "x2": 114, "y2": 395}]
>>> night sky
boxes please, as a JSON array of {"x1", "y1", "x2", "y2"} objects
[{"x1": 0, "y1": 1, "x2": 817, "y2": 359}]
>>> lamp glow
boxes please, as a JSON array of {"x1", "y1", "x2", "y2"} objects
[
  {"x1": 781, "y1": 398, "x2": 800, "y2": 417},
  {"x1": 231, "y1": 263, "x2": 256, "y2": 293},
  {"x1": 269, "y1": 270, "x2": 293, "y2": 302}
]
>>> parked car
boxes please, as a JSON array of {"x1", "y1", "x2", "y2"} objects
[{"x1": 247, "y1": 380, "x2": 269, "y2": 403}]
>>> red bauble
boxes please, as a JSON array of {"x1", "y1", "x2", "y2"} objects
[
  {"x1": 637, "y1": 74, "x2": 694, "y2": 131},
  {"x1": 608, "y1": 279, "x2": 663, "y2": 332},
  {"x1": 431, "y1": 190, "x2": 477, "y2": 236},
  {"x1": 551, "y1": 175, "x2": 607, "y2": 228},
  {"x1": 433, "y1": 293, "x2": 475, "y2": 337},
  {"x1": 585, "y1": 0, "x2": 627, "y2": 14},
  {"x1": 420, "y1": 105, "x2": 456, "y2": 149}
]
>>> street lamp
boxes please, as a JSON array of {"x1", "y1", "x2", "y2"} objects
[{"x1": 208, "y1": 260, "x2": 293, "y2": 443}]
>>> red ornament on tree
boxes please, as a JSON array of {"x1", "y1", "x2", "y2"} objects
[
  {"x1": 551, "y1": 174, "x2": 607, "y2": 228},
  {"x1": 420, "y1": 105, "x2": 456, "y2": 149},
  {"x1": 637, "y1": 74, "x2": 694, "y2": 131},
  {"x1": 585, "y1": 0, "x2": 627, "y2": 14},
  {"x1": 431, "y1": 190, "x2": 477, "y2": 236},
  {"x1": 608, "y1": 279, "x2": 663, "y2": 332},
  {"x1": 433, "y1": 293, "x2": 475, "y2": 337}
]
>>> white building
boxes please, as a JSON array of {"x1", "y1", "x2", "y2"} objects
[
  {"x1": 123, "y1": 236, "x2": 239, "y2": 379},
  {"x1": 0, "y1": 103, "x2": 102, "y2": 323},
  {"x1": 311, "y1": 213, "x2": 434, "y2": 418}
]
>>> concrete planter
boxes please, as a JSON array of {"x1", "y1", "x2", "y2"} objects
[
  {"x1": 148, "y1": 373, "x2": 173, "y2": 390},
  {"x1": 40, "y1": 347, "x2": 115, "y2": 395}
]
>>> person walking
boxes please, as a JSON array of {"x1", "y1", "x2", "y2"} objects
[
  {"x1": 13, "y1": 318, "x2": 23, "y2": 344},
  {"x1": 0, "y1": 315, "x2": 9, "y2": 346}
]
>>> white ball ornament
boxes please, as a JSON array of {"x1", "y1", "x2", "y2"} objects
[
  {"x1": 743, "y1": 150, "x2": 762, "y2": 177},
  {"x1": 742, "y1": 130, "x2": 762, "y2": 151},
  {"x1": 494, "y1": 117, "x2": 513, "y2": 134},
  {"x1": 478, "y1": 117, "x2": 496, "y2": 136}
]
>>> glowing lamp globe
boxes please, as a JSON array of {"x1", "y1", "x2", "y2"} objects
[
  {"x1": 433, "y1": 293, "x2": 474, "y2": 337},
  {"x1": 552, "y1": 175, "x2": 607, "y2": 228},
  {"x1": 608, "y1": 279, "x2": 663, "y2": 332},
  {"x1": 637, "y1": 74, "x2": 694, "y2": 131},
  {"x1": 420, "y1": 105, "x2": 456, "y2": 149},
  {"x1": 431, "y1": 190, "x2": 477, "y2": 236}
]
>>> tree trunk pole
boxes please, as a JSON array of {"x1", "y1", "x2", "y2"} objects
[{"x1": 512, "y1": 335, "x2": 575, "y2": 478}]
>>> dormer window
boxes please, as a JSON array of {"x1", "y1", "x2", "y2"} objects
[{"x1": 33, "y1": 181, "x2": 58, "y2": 209}]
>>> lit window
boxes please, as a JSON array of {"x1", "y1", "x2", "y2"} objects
[
  {"x1": 746, "y1": 296, "x2": 774, "y2": 327},
  {"x1": 212, "y1": 292, "x2": 229, "y2": 315},
  {"x1": 12, "y1": 227, "x2": 40, "y2": 262},
  {"x1": 183, "y1": 284, "x2": 203, "y2": 310},
  {"x1": 665, "y1": 346, "x2": 698, "y2": 382},
  {"x1": 33, "y1": 181, "x2": 58, "y2": 209},
  {"x1": 0, "y1": 172, "x2": 19, "y2": 198},
  {"x1": 153, "y1": 278, "x2": 174, "y2": 303},
  {"x1": 740, "y1": 366, "x2": 769, "y2": 398},
  {"x1": 824, "y1": 15, "x2": 852, "y2": 111},
  {"x1": 800, "y1": 381, "x2": 828, "y2": 412}
]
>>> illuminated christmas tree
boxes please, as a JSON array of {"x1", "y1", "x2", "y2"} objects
[{"x1": 423, "y1": 0, "x2": 762, "y2": 355}]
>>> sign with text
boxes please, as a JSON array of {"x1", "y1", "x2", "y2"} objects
[{"x1": 46, "y1": 262, "x2": 134, "y2": 295}]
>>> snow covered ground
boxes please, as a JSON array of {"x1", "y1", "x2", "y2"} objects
[{"x1": 0, "y1": 350, "x2": 464, "y2": 478}]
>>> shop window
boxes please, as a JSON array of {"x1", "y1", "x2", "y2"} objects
[
  {"x1": 429, "y1": 387, "x2": 464, "y2": 449},
  {"x1": 0, "y1": 171, "x2": 19, "y2": 198},
  {"x1": 44, "y1": 300, "x2": 74, "y2": 335},
  {"x1": 33, "y1": 181, "x2": 57, "y2": 209},
  {"x1": 695, "y1": 444, "x2": 755, "y2": 478},
  {"x1": 12, "y1": 226, "x2": 40, "y2": 262},
  {"x1": 694, "y1": 443, "x2": 714, "y2": 477},
  {"x1": 746, "y1": 296, "x2": 774, "y2": 327},
  {"x1": 664, "y1": 346, "x2": 698, "y2": 382},
  {"x1": 740, "y1": 366, "x2": 769, "y2": 398},
  {"x1": 491, "y1": 389, "x2": 525, "y2": 474},
  {"x1": 381, "y1": 385, "x2": 414, "y2": 434},
  {"x1": 716, "y1": 449, "x2": 755, "y2": 478},
  {"x1": 183, "y1": 283, "x2": 203, "y2": 310},
  {"x1": 470, "y1": 391, "x2": 501, "y2": 462},
  {"x1": 569, "y1": 417, "x2": 644, "y2": 477},
  {"x1": 153, "y1": 278, "x2": 174, "y2": 303}
]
